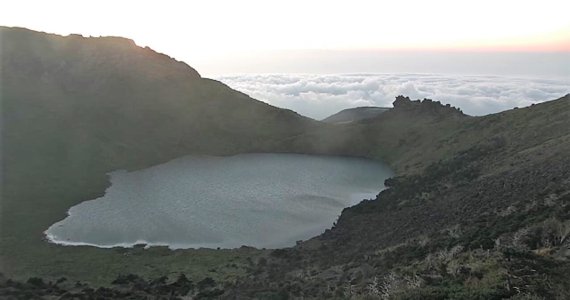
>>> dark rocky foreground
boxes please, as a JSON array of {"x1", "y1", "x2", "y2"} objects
[{"x1": 0, "y1": 273, "x2": 223, "y2": 299}]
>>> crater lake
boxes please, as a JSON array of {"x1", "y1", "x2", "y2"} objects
[{"x1": 45, "y1": 154, "x2": 393, "y2": 249}]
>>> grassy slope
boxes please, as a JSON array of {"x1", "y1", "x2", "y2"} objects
[{"x1": 0, "y1": 27, "x2": 318, "y2": 284}]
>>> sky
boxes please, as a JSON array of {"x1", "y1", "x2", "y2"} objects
[{"x1": 1, "y1": 0, "x2": 569, "y2": 76}]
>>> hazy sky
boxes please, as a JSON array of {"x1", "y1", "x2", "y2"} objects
[{"x1": 2, "y1": 0, "x2": 569, "y2": 76}]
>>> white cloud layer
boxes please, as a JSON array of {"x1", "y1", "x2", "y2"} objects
[{"x1": 217, "y1": 74, "x2": 569, "y2": 120}]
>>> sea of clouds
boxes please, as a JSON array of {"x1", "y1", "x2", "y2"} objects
[{"x1": 216, "y1": 74, "x2": 569, "y2": 120}]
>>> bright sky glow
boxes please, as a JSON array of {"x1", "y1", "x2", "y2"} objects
[{"x1": 1, "y1": 0, "x2": 569, "y2": 75}]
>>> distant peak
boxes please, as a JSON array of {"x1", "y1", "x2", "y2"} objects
[
  {"x1": 322, "y1": 106, "x2": 390, "y2": 123},
  {"x1": 393, "y1": 95, "x2": 465, "y2": 116}
]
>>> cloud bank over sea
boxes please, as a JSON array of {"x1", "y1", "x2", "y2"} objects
[{"x1": 217, "y1": 74, "x2": 569, "y2": 119}]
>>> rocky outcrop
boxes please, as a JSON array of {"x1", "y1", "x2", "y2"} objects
[{"x1": 392, "y1": 95, "x2": 465, "y2": 117}]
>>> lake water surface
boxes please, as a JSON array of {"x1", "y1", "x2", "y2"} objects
[{"x1": 46, "y1": 154, "x2": 392, "y2": 249}]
